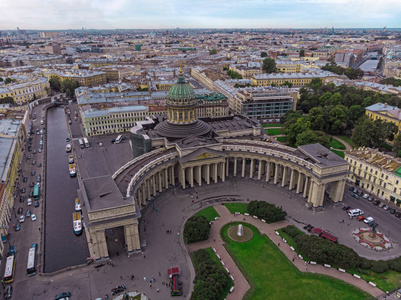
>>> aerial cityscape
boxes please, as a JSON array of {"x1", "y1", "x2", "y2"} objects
[{"x1": 1, "y1": 1, "x2": 401, "y2": 300}]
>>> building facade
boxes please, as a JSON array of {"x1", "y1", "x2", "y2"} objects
[
  {"x1": 251, "y1": 71, "x2": 338, "y2": 87},
  {"x1": 365, "y1": 103, "x2": 401, "y2": 133}
]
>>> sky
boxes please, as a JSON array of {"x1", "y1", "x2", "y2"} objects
[{"x1": 1, "y1": 0, "x2": 401, "y2": 30}]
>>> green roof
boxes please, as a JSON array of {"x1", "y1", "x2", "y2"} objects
[
  {"x1": 394, "y1": 166, "x2": 401, "y2": 178},
  {"x1": 167, "y1": 73, "x2": 196, "y2": 101},
  {"x1": 197, "y1": 92, "x2": 227, "y2": 101}
]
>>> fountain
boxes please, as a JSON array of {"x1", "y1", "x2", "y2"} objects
[
  {"x1": 227, "y1": 223, "x2": 254, "y2": 242},
  {"x1": 237, "y1": 224, "x2": 244, "y2": 237}
]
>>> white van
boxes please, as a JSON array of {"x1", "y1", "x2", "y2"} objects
[{"x1": 348, "y1": 208, "x2": 364, "y2": 217}]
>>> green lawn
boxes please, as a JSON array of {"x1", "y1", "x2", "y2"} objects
[
  {"x1": 195, "y1": 206, "x2": 220, "y2": 222},
  {"x1": 276, "y1": 136, "x2": 287, "y2": 143},
  {"x1": 221, "y1": 223, "x2": 371, "y2": 300},
  {"x1": 331, "y1": 149, "x2": 345, "y2": 158},
  {"x1": 224, "y1": 203, "x2": 248, "y2": 214},
  {"x1": 330, "y1": 138, "x2": 346, "y2": 150},
  {"x1": 267, "y1": 124, "x2": 284, "y2": 128},
  {"x1": 192, "y1": 248, "x2": 234, "y2": 300},
  {"x1": 262, "y1": 124, "x2": 268, "y2": 128},
  {"x1": 336, "y1": 135, "x2": 357, "y2": 149},
  {"x1": 267, "y1": 128, "x2": 283, "y2": 136},
  {"x1": 347, "y1": 268, "x2": 401, "y2": 292}
]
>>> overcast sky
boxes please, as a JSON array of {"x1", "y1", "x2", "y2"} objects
[{"x1": 1, "y1": 0, "x2": 400, "y2": 30}]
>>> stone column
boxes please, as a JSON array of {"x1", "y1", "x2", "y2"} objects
[
  {"x1": 152, "y1": 175, "x2": 157, "y2": 196},
  {"x1": 233, "y1": 158, "x2": 238, "y2": 177},
  {"x1": 124, "y1": 223, "x2": 141, "y2": 253},
  {"x1": 329, "y1": 179, "x2": 346, "y2": 203},
  {"x1": 214, "y1": 163, "x2": 218, "y2": 183},
  {"x1": 274, "y1": 163, "x2": 279, "y2": 184},
  {"x1": 241, "y1": 158, "x2": 246, "y2": 178},
  {"x1": 141, "y1": 184, "x2": 146, "y2": 205},
  {"x1": 158, "y1": 171, "x2": 163, "y2": 192},
  {"x1": 250, "y1": 159, "x2": 255, "y2": 179},
  {"x1": 303, "y1": 176, "x2": 309, "y2": 198},
  {"x1": 146, "y1": 179, "x2": 151, "y2": 200},
  {"x1": 266, "y1": 161, "x2": 271, "y2": 182},
  {"x1": 296, "y1": 172, "x2": 303, "y2": 194},
  {"x1": 225, "y1": 159, "x2": 229, "y2": 177},
  {"x1": 92, "y1": 229, "x2": 108, "y2": 259},
  {"x1": 308, "y1": 180, "x2": 314, "y2": 202},
  {"x1": 164, "y1": 168, "x2": 169, "y2": 188},
  {"x1": 310, "y1": 181, "x2": 325, "y2": 207},
  {"x1": 136, "y1": 190, "x2": 142, "y2": 210},
  {"x1": 189, "y1": 166, "x2": 194, "y2": 188},
  {"x1": 180, "y1": 167, "x2": 186, "y2": 189},
  {"x1": 289, "y1": 168, "x2": 295, "y2": 190},
  {"x1": 197, "y1": 166, "x2": 202, "y2": 186},
  {"x1": 258, "y1": 160, "x2": 263, "y2": 180},
  {"x1": 281, "y1": 166, "x2": 288, "y2": 187},
  {"x1": 206, "y1": 164, "x2": 210, "y2": 184}
]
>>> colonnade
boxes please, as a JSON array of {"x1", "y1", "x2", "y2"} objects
[{"x1": 133, "y1": 153, "x2": 346, "y2": 209}]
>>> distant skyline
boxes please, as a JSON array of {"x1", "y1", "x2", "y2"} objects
[{"x1": 1, "y1": 0, "x2": 401, "y2": 31}]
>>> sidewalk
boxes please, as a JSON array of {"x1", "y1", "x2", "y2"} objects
[{"x1": 188, "y1": 205, "x2": 384, "y2": 299}]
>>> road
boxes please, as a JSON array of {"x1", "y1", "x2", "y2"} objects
[{"x1": 44, "y1": 106, "x2": 89, "y2": 273}]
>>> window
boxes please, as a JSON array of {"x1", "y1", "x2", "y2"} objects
[{"x1": 386, "y1": 175, "x2": 388, "y2": 180}]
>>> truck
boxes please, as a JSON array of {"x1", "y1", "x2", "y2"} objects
[{"x1": 168, "y1": 267, "x2": 182, "y2": 296}]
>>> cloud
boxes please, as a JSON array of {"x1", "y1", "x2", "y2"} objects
[{"x1": 0, "y1": 0, "x2": 400, "y2": 29}]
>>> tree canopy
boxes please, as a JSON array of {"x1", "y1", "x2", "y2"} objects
[
  {"x1": 321, "y1": 63, "x2": 364, "y2": 80},
  {"x1": 260, "y1": 51, "x2": 268, "y2": 57},
  {"x1": 184, "y1": 215, "x2": 210, "y2": 244},
  {"x1": 209, "y1": 49, "x2": 217, "y2": 55},
  {"x1": 262, "y1": 58, "x2": 277, "y2": 74}
]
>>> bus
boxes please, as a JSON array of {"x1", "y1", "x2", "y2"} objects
[
  {"x1": 78, "y1": 139, "x2": 85, "y2": 149},
  {"x1": 83, "y1": 138, "x2": 89, "y2": 148},
  {"x1": 26, "y1": 247, "x2": 36, "y2": 276},
  {"x1": 33, "y1": 185, "x2": 40, "y2": 200},
  {"x1": 4, "y1": 248, "x2": 16, "y2": 283},
  {"x1": 115, "y1": 135, "x2": 123, "y2": 144}
]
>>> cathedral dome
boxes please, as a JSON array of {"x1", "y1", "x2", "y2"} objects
[{"x1": 167, "y1": 70, "x2": 196, "y2": 104}]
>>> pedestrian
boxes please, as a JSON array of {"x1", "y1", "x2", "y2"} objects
[
  {"x1": 120, "y1": 276, "x2": 123, "y2": 280},
  {"x1": 213, "y1": 239, "x2": 215, "y2": 242},
  {"x1": 157, "y1": 288, "x2": 159, "y2": 293},
  {"x1": 159, "y1": 272, "x2": 161, "y2": 277},
  {"x1": 292, "y1": 258, "x2": 294, "y2": 262},
  {"x1": 278, "y1": 243, "x2": 280, "y2": 247},
  {"x1": 305, "y1": 266, "x2": 308, "y2": 272},
  {"x1": 305, "y1": 261, "x2": 307, "y2": 266},
  {"x1": 144, "y1": 277, "x2": 146, "y2": 281},
  {"x1": 144, "y1": 255, "x2": 146, "y2": 259},
  {"x1": 150, "y1": 283, "x2": 152, "y2": 288}
]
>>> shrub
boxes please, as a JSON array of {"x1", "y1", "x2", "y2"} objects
[
  {"x1": 184, "y1": 215, "x2": 210, "y2": 244},
  {"x1": 282, "y1": 225, "x2": 300, "y2": 238},
  {"x1": 370, "y1": 260, "x2": 389, "y2": 273},
  {"x1": 247, "y1": 200, "x2": 287, "y2": 223},
  {"x1": 358, "y1": 257, "x2": 371, "y2": 269},
  {"x1": 388, "y1": 258, "x2": 401, "y2": 272}
]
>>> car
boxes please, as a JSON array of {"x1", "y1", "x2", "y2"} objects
[
  {"x1": 14, "y1": 223, "x2": 20, "y2": 232},
  {"x1": 20, "y1": 187, "x2": 26, "y2": 193},
  {"x1": 383, "y1": 205, "x2": 389, "y2": 210},
  {"x1": 29, "y1": 191, "x2": 34, "y2": 198},
  {"x1": 31, "y1": 170, "x2": 36, "y2": 176},
  {"x1": 19, "y1": 215, "x2": 25, "y2": 223},
  {"x1": 26, "y1": 210, "x2": 31, "y2": 217},
  {"x1": 349, "y1": 186, "x2": 355, "y2": 191},
  {"x1": 38, "y1": 162, "x2": 42, "y2": 167},
  {"x1": 31, "y1": 214, "x2": 37, "y2": 221},
  {"x1": 19, "y1": 196, "x2": 25, "y2": 202},
  {"x1": 378, "y1": 203, "x2": 385, "y2": 208},
  {"x1": 54, "y1": 292, "x2": 71, "y2": 300},
  {"x1": 390, "y1": 209, "x2": 396, "y2": 214},
  {"x1": 26, "y1": 154, "x2": 31, "y2": 160},
  {"x1": 66, "y1": 137, "x2": 70, "y2": 142},
  {"x1": 111, "y1": 139, "x2": 116, "y2": 143},
  {"x1": 363, "y1": 194, "x2": 369, "y2": 199},
  {"x1": 37, "y1": 174, "x2": 41, "y2": 182},
  {"x1": 32, "y1": 160, "x2": 36, "y2": 165},
  {"x1": 4, "y1": 285, "x2": 13, "y2": 299},
  {"x1": 368, "y1": 221, "x2": 376, "y2": 227},
  {"x1": 342, "y1": 205, "x2": 351, "y2": 211},
  {"x1": 373, "y1": 200, "x2": 381, "y2": 206},
  {"x1": 27, "y1": 198, "x2": 32, "y2": 206},
  {"x1": 351, "y1": 193, "x2": 359, "y2": 199},
  {"x1": 28, "y1": 146, "x2": 32, "y2": 152},
  {"x1": 364, "y1": 216, "x2": 374, "y2": 224},
  {"x1": 34, "y1": 200, "x2": 39, "y2": 207},
  {"x1": 396, "y1": 212, "x2": 401, "y2": 218},
  {"x1": 368, "y1": 197, "x2": 373, "y2": 202},
  {"x1": 30, "y1": 181, "x2": 35, "y2": 187},
  {"x1": 23, "y1": 177, "x2": 28, "y2": 182},
  {"x1": 17, "y1": 207, "x2": 23, "y2": 214},
  {"x1": 38, "y1": 148, "x2": 42, "y2": 153},
  {"x1": 357, "y1": 216, "x2": 366, "y2": 221},
  {"x1": 33, "y1": 149, "x2": 37, "y2": 154}
]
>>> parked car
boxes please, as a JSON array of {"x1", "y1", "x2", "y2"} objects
[
  {"x1": 23, "y1": 177, "x2": 28, "y2": 182},
  {"x1": 31, "y1": 214, "x2": 37, "y2": 221},
  {"x1": 390, "y1": 209, "x2": 396, "y2": 214},
  {"x1": 26, "y1": 210, "x2": 31, "y2": 218},
  {"x1": 34, "y1": 200, "x2": 39, "y2": 207},
  {"x1": 19, "y1": 196, "x2": 25, "y2": 202},
  {"x1": 32, "y1": 160, "x2": 36, "y2": 165},
  {"x1": 31, "y1": 170, "x2": 36, "y2": 176},
  {"x1": 373, "y1": 200, "x2": 381, "y2": 206},
  {"x1": 26, "y1": 154, "x2": 31, "y2": 160},
  {"x1": 30, "y1": 181, "x2": 35, "y2": 187},
  {"x1": 351, "y1": 193, "x2": 359, "y2": 199},
  {"x1": 395, "y1": 212, "x2": 401, "y2": 218},
  {"x1": 33, "y1": 149, "x2": 37, "y2": 154},
  {"x1": 14, "y1": 223, "x2": 20, "y2": 232},
  {"x1": 38, "y1": 162, "x2": 42, "y2": 167},
  {"x1": 363, "y1": 194, "x2": 369, "y2": 199},
  {"x1": 29, "y1": 191, "x2": 34, "y2": 198},
  {"x1": 27, "y1": 198, "x2": 32, "y2": 206},
  {"x1": 19, "y1": 215, "x2": 25, "y2": 223},
  {"x1": 348, "y1": 186, "x2": 354, "y2": 191},
  {"x1": 20, "y1": 187, "x2": 26, "y2": 193},
  {"x1": 364, "y1": 216, "x2": 374, "y2": 224},
  {"x1": 383, "y1": 205, "x2": 389, "y2": 211},
  {"x1": 378, "y1": 203, "x2": 385, "y2": 208},
  {"x1": 37, "y1": 174, "x2": 41, "y2": 182},
  {"x1": 54, "y1": 292, "x2": 71, "y2": 300},
  {"x1": 342, "y1": 205, "x2": 351, "y2": 211},
  {"x1": 17, "y1": 207, "x2": 23, "y2": 214},
  {"x1": 357, "y1": 216, "x2": 366, "y2": 221}
]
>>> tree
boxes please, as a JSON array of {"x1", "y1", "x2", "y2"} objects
[
  {"x1": 352, "y1": 117, "x2": 397, "y2": 148},
  {"x1": 227, "y1": 69, "x2": 243, "y2": 79},
  {"x1": 377, "y1": 57, "x2": 383, "y2": 70},
  {"x1": 284, "y1": 116, "x2": 311, "y2": 147},
  {"x1": 299, "y1": 49, "x2": 305, "y2": 57},
  {"x1": 0, "y1": 77, "x2": 3, "y2": 82},
  {"x1": 247, "y1": 201, "x2": 287, "y2": 222},
  {"x1": 61, "y1": 79, "x2": 79, "y2": 98},
  {"x1": 261, "y1": 51, "x2": 267, "y2": 57},
  {"x1": 0, "y1": 96, "x2": 14, "y2": 104},
  {"x1": 328, "y1": 105, "x2": 349, "y2": 135},
  {"x1": 393, "y1": 134, "x2": 401, "y2": 156},
  {"x1": 308, "y1": 107, "x2": 326, "y2": 131},
  {"x1": 295, "y1": 130, "x2": 330, "y2": 148},
  {"x1": 209, "y1": 49, "x2": 217, "y2": 55},
  {"x1": 262, "y1": 58, "x2": 277, "y2": 74},
  {"x1": 184, "y1": 215, "x2": 210, "y2": 244},
  {"x1": 49, "y1": 76, "x2": 61, "y2": 92},
  {"x1": 4, "y1": 77, "x2": 12, "y2": 84},
  {"x1": 280, "y1": 81, "x2": 293, "y2": 88}
]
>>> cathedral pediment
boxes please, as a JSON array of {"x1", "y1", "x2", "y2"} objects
[{"x1": 178, "y1": 148, "x2": 227, "y2": 165}]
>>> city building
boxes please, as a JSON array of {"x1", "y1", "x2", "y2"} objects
[
  {"x1": 365, "y1": 103, "x2": 401, "y2": 133},
  {"x1": 276, "y1": 60, "x2": 302, "y2": 73},
  {"x1": 43, "y1": 70, "x2": 107, "y2": 87},
  {"x1": 0, "y1": 74, "x2": 50, "y2": 104},
  {"x1": 196, "y1": 93, "x2": 229, "y2": 119},
  {"x1": 345, "y1": 147, "x2": 401, "y2": 207},
  {"x1": 251, "y1": 71, "x2": 338, "y2": 87}
]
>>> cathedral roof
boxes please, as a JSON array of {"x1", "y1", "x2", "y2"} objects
[{"x1": 167, "y1": 70, "x2": 196, "y2": 101}]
